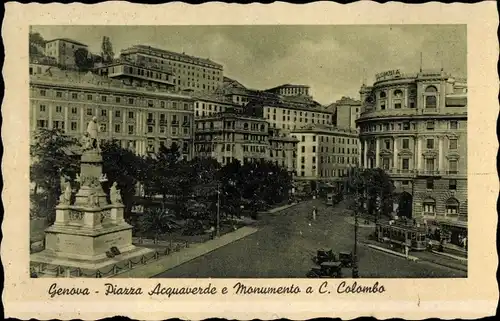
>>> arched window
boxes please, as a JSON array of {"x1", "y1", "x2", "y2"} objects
[
  {"x1": 423, "y1": 197, "x2": 436, "y2": 215},
  {"x1": 446, "y1": 198, "x2": 459, "y2": 215},
  {"x1": 243, "y1": 122, "x2": 249, "y2": 130},
  {"x1": 425, "y1": 86, "x2": 438, "y2": 93},
  {"x1": 393, "y1": 89, "x2": 403, "y2": 97},
  {"x1": 379, "y1": 91, "x2": 386, "y2": 98}
]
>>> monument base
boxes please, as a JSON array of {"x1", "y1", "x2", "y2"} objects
[{"x1": 30, "y1": 223, "x2": 156, "y2": 277}]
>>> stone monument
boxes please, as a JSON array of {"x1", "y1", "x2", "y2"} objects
[{"x1": 31, "y1": 118, "x2": 153, "y2": 275}]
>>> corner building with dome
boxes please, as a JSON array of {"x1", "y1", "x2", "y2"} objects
[{"x1": 356, "y1": 69, "x2": 467, "y2": 246}]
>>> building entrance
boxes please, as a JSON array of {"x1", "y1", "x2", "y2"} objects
[{"x1": 398, "y1": 192, "x2": 413, "y2": 218}]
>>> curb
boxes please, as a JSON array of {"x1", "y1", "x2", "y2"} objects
[
  {"x1": 366, "y1": 244, "x2": 419, "y2": 261},
  {"x1": 112, "y1": 226, "x2": 259, "y2": 278},
  {"x1": 418, "y1": 256, "x2": 468, "y2": 272},
  {"x1": 431, "y1": 250, "x2": 468, "y2": 262}
]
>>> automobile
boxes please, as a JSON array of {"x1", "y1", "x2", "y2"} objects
[
  {"x1": 339, "y1": 251, "x2": 353, "y2": 268},
  {"x1": 306, "y1": 261, "x2": 343, "y2": 278},
  {"x1": 312, "y1": 249, "x2": 336, "y2": 265}
]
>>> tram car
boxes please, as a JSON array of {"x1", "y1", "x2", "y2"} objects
[{"x1": 375, "y1": 220, "x2": 428, "y2": 251}]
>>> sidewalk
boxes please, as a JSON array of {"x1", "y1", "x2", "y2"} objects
[
  {"x1": 113, "y1": 226, "x2": 258, "y2": 278},
  {"x1": 364, "y1": 239, "x2": 468, "y2": 272}
]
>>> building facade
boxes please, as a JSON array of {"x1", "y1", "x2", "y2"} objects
[
  {"x1": 357, "y1": 69, "x2": 467, "y2": 243},
  {"x1": 30, "y1": 68, "x2": 195, "y2": 159},
  {"x1": 334, "y1": 96, "x2": 362, "y2": 131},
  {"x1": 44, "y1": 38, "x2": 88, "y2": 67},
  {"x1": 268, "y1": 128, "x2": 298, "y2": 173},
  {"x1": 291, "y1": 124, "x2": 359, "y2": 186},
  {"x1": 265, "y1": 84, "x2": 311, "y2": 97},
  {"x1": 193, "y1": 94, "x2": 242, "y2": 118},
  {"x1": 119, "y1": 45, "x2": 223, "y2": 93},
  {"x1": 194, "y1": 110, "x2": 270, "y2": 165}
]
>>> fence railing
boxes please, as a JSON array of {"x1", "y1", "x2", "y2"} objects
[{"x1": 30, "y1": 240, "x2": 190, "y2": 278}]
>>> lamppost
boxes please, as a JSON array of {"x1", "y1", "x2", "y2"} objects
[{"x1": 351, "y1": 166, "x2": 361, "y2": 279}]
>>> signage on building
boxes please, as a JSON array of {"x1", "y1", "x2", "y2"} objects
[{"x1": 376, "y1": 69, "x2": 402, "y2": 81}]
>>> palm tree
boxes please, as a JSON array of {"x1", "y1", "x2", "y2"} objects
[{"x1": 138, "y1": 208, "x2": 179, "y2": 242}]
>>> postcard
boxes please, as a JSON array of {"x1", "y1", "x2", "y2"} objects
[{"x1": 2, "y1": 1, "x2": 498, "y2": 319}]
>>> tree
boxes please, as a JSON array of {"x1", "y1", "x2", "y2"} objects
[
  {"x1": 137, "y1": 208, "x2": 179, "y2": 241},
  {"x1": 29, "y1": 32, "x2": 46, "y2": 57},
  {"x1": 344, "y1": 167, "x2": 394, "y2": 223},
  {"x1": 101, "y1": 140, "x2": 146, "y2": 221},
  {"x1": 74, "y1": 48, "x2": 94, "y2": 71},
  {"x1": 101, "y1": 36, "x2": 115, "y2": 63},
  {"x1": 30, "y1": 129, "x2": 79, "y2": 223}
]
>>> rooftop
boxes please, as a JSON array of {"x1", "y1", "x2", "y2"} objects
[
  {"x1": 266, "y1": 84, "x2": 310, "y2": 91},
  {"x1": 30, "y1": 68, "x2": 192, "y2": 100},
  {"x1": 45, "y1": 38, "x2": 88, "y2": 47},
  {"x1": 122, "y1": 45, "x2": 223, "y2": 69}
]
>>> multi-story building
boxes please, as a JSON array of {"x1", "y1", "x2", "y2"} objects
[
  {"x1": 118, "y1": 45, "x2": 223, "y2": 93},
  {"x1": 291, "y1": 124, "x2": 359, "y2": 189},
  {"x1": 94, "y1": 58, "x2": 176, "y2": 91},
  {"x1": 333, "y1": 96, "x2": 362, "y2": 130},
  {"x1": 268, "y1": 127, "x2": 298, "y2": 173},
  {"x1": 30, "y1": 67, "x2": 196, "y2": 159},
  {"x1": 192, "y1": 93, "x2": 242, "y2": 118},
  {"x1": 357, "y1": 69, "x2": 467, "y2": 244},
  {"x1": 44, "y1": 38, "x2": 88, "y2": 67},
  {"x1": 265, "y1": 84, "x2": 311, "y2": 97},
  {"x1": 194, "y1": 110, "x2": 270, "y2": 165}
]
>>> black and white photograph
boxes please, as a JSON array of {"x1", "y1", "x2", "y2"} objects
[{"x1": 27, "y1": 24, "x2": 469, "y2": 279}]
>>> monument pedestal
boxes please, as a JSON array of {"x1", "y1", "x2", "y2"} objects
[
  {"x1": 30, "y1": 146, "x2": 154, "y2": 277},
  {"x1": 31, "y1": 204, "x2": 154, "y2": 273}
]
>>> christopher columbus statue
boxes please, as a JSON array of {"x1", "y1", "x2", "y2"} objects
[{"x1": 84, "y1": 116, "x2": 100, "y2": 150}]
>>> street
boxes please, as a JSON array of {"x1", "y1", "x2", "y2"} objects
[{"x1": 154, "y1": 199, "x2": 467, "y2": 278}]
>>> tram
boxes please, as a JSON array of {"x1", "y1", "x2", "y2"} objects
[{"x1": 375, "y1": 220, "x2": 428, "y2": 251}]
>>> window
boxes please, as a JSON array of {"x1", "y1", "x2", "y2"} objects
[
  {"x1": 127, "y1": 125, "x2": 134, "y2": 134},
  {"x1": 409, "y1": 101, "x2": 415, "y2": 108},
  {"x1": 425, "y1": 86, "x2": 438, "y2": 109},
  {"x1": 402, "y1": 180, "x2": 409, "y2": 186},
  {"x1": 312, "y1": 146, "x2": 316, "y2": 153},
  {"x1": 380, "y1": 102, "x2": 386, "y2": 110},
  {"x1": 426, "y1": 121, "x2": 435, "y2": 130},
  {"x1": 87, "y1": 94, "x2": 93, "y2": 101},
  {"x1": 384, "y1": 139, "x2": 390, "y2": 149},
  {"x1": 101, "y1": 124, "x2": 107, "y2": 132},
  {"x1": 71, "y1": 107, "x2": 77, "y2": 114},
  {"x1": 450, "y1": 121, "x2": 458, "y2": 129},
  {"x1": 148, "y1": 100, "x2": 154, "y2": 107},
  {"x1": 449, "y1": 179, "x2": 457, "y2": 190},
  {"x1": 115, "y1": 110, "x2": 121, "y2": 118},
  {"x1": 449, "y1": 160, "x2": 458, "y2": 174},
  {"x1": 301, "y1": 136, "x2": 305, "y2": 142},
  {"x1": 449, "y1": 139, "x2": 458, "y2": 150},
  {"x1": 423, "y1": 198, "x2": 436, "y2": 215},
  {"x1": 426, "y1": 158, "x2": 435, "y2": 172},
  {"x1": 115, "y1": 97, "x2": 121, "y2": 103},
  {"x1": 394, "y1": 102, "x2": 402, "y2": 109},
  {"x1": 313, "y1": 136, "x2": 316, "y2": 142},
  {"x1": 148, "y1": 126, "x2": 153, "y2": 133},
  {"x1": 128, "y1": 98, "x2": 134, "y2": 104},
  {"x1": 72, "y1": 93, "x2": 78, "y2": 99},
  {"x1": 40, "y1": 90, "x2": 46, "y2": 96},
  {"x1": 426, "y1": 178, "x2": 434, "y2": 190},
  {"x1": 379, "y1": 91, "x2": 386, "y2": 98},
  {"x1": 39, "y1": 105, "x2": 46, "y2": 112},
  {"x1": 56, "y1": 92, "x2": 62, "y2": 98},
  {"x1": 402, "y1": 138, "x2": 409, "y2": 149},
  {"x1": 101, "y1": 96, "x2": 107, "y2": 102},
  {"x1": 382, "y1": 158, "x2": 390, "y2": 170},
  {"x1": 56, "y1": 106, "x2": 62, "y2": 113},
  {"x1": 426, "y1": 139, "x2": 434, "y2": 149},
  {"x1": 101, "y1": 109, "x2": 107, "y2": 117},
  {"x1": 402, "y1": 158, "x2": 409, "y2": 170},
  {"x1": 301, "y1": 146, "x2": 305, "y2": 153},
  {"x1": 87, "y1": 108, "x2": 93, "y2": 116},
  {"x1": 301, "y1": 157, "x2": 305, "y2": 163},
  {"x1": 128, "y1": 111, "x2": 134, "y2": 119},
  {"x1": 71, "y1": 122, "x2": 77, "y2": 131},
  {"x1": 445, "y1": 198, "x2": 459, "y2": 215},
  {"x1": 403, "y1": 122, "x2": 410, "y2": 130}
]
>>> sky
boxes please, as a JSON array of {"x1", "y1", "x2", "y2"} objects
[{"x1": 32, "y1": 25, "x2": 466, "y2": 105}]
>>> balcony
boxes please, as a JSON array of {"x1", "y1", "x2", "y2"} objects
[
  {"x1": 182, "y1": 122, "x2": 191, "y2": 127},
  {"x1": 147, "y1": 119, "x2": 155, "y2": 125},
  {"x1": 416, "y1": 170, "x2": 442, "y2": 177},
  {"x1": 171, "y1": 120, "x2": 179, "y2": 126},
  {"x1": 159, "y1": 119, "x2": 167, "y2": 126}
]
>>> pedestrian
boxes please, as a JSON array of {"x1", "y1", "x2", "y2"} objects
[
  {"x1": 404, "y1": 240, "x2": 410, "y2": 259},
  {"x1": 462, "y1": 235, "x2": 467, "y2": 250},
  {"x1": 312, "y1": 206, "x2": 317, "y2": 221}
]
